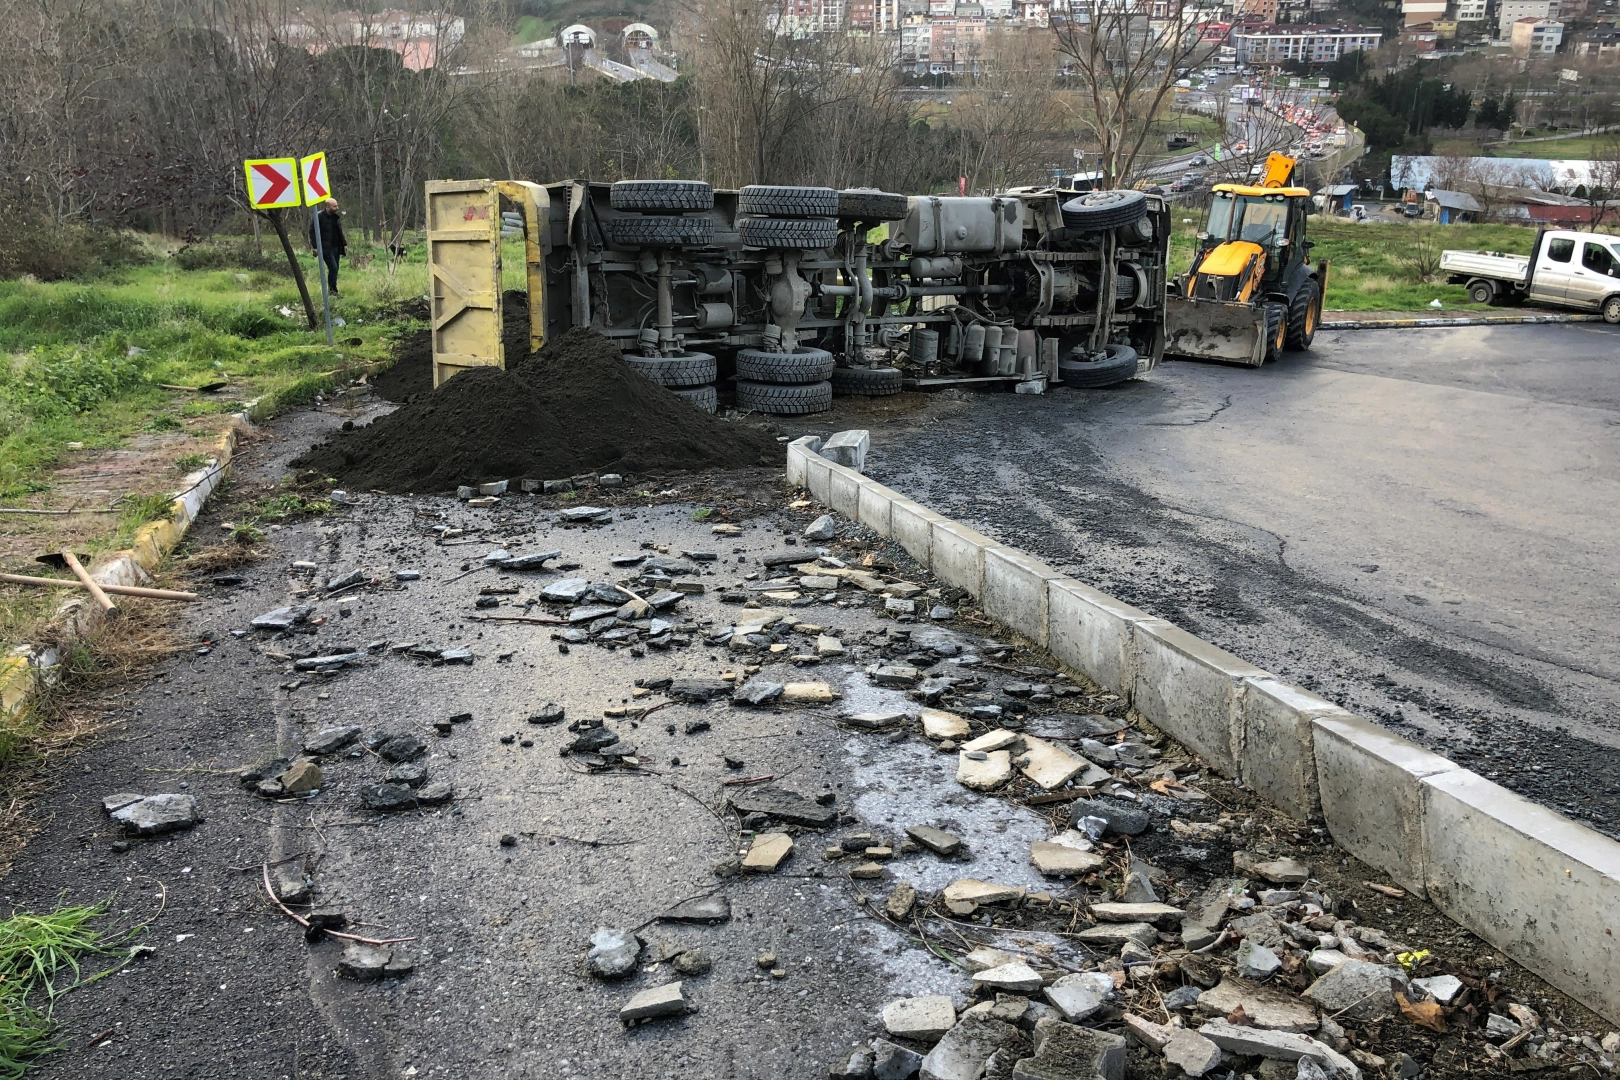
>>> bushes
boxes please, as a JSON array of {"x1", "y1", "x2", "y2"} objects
[
  {"x1": 172, "y1": 238, "x2": 291, "y2": 275},
  {"x1": 0, "y1": 340, "x2": 151, "y2": 420},
  {"x1": 0, "y1": 217, "x2": 148, "y2": 282}
]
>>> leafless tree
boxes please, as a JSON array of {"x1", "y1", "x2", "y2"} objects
[
  {"x1": 1051, "y1": 0, "x2": 1226, "y2": 188},
  {"x1": 950, "y1": 29, "x2": 1063, "y2": 193}
]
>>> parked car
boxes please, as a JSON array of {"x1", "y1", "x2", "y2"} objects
[{"x1": 1442, "y1": 230, "x2": 1620, "y2": 321}]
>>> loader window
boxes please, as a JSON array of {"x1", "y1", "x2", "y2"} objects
[{"x1": 1206, "y1": 192, "x2": 1288, "y2": 248}]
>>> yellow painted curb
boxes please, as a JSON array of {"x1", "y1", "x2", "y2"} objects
[{"x1": 0, "y1": 418, "x2": 246, "y2": 721}]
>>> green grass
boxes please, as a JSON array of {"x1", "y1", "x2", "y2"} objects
[
  {"x1": 0, "y1": 235, "x2": 424, "y2": 499},
  {"x1": 1169, "y1": 214, "x2": 1547, "y2": 311},
  {"x1": 1428, "y1": 132, "x2": 1619, "y2": 160},
  {"x1": 0, "y1": 904, "x2": 134, "y2": 1078}
]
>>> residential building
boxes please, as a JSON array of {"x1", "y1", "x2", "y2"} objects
[
  {"x1": 1237, "y1": 0, "x2": 1280, "y2": 21},
  {"x1": 1498, "y1": 0, "x2": 1556, "y2": 35},
  {"x1": 1573, "y1": 25, "x2": 1620, "y2": 54},
  {"x1": 1229, "y1": 22, "x2": 1383, "y2": 61},
  {"x1": 1455, "y1": 0, "x2": 1489, "y2": 21},
  {"x1": 1511, "y1": 15, "x2": 1564, "y2": 51},
  {"x1": 1402, "y1": 0, "x2": 1447, "y2": 27},
  {"x1": 280, "y1": 9, "x2": 466, "y2": 69},
  {"x1": 1401, "y1": 20, "x2": 1441, "y2": 47}
]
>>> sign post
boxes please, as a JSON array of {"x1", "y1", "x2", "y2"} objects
[
  {"x1": 301, "y1": 152, "x2": 335, "y2": 346},
  {"x1": 244, "y1": 158, "x2": 317, "y2": 329}
]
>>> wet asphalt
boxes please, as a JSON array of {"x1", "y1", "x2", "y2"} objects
[{"x1": 865, "y1": 321, "x2": 1620, "y2": 836}]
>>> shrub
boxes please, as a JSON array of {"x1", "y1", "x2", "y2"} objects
[{"x1": 0, "y1": 217, "x2": 149, "y2": 282}]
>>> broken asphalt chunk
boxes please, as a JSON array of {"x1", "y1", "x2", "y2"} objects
[
  {"x1": 660, "y1": 895, "x2": 730, "y2": 924},
  {"x1": 304, "y1": 726, "x2": 362, "y2": 756},
  {"x1": 540, "y1": 578, "x2": 592, "y2": 603},
  {"x1": 668, "y1": 678, "x2": 732, "y2": 703},
  {"x1": 905, "y1": 825, "x2": 962, "y2": 857},
  {"x1": 360, "y1": 783, "x2": 417, "y2": 811},
  {"x1": 619, "y1": 981, "x2": 690, "y2": 1024},
  {"x1": 882, "y1": 995, "x2": 956, "y2": 1043},
  {"x1": 251, "y1": 605, "x2": 314, "y2": 631},
  {"x1": 733, "y1": 679, "x2": 784, "y2": 706},
  {"x1": 501, "y1": 550, "x2": 563, "y2": 570},
  {"x1": 377, "y1": 735, "x2": 426, "y2": 762},
  {"x1": 110, "y1": 794, "x2": 199, "y2": 836},
  {"x1": 741, "y1": 832, "x2": 793, "y2": 873},
  {"x1": 728, "y1": 786, "x2": 838, "y2": 828}
]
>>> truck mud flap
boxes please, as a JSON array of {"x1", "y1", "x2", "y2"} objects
[{"x1": 1164, "y1": 295, "x2": 1267, "y2": 368}]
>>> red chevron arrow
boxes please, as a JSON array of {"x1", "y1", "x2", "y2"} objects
[{"x1": 251, "y1": 163, "x2": 294, "y2": 206}]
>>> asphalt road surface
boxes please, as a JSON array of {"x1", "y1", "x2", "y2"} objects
[{"x1": 870, "y1": 321, "x2": 1620, "y2": 834}]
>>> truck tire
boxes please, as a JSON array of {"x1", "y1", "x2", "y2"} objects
[
  {"x1": 735, "y1": 347, "x2": 835, "y2": 384},
  {"x1": 1058, "y1": 343, "x2": 1138, "y2": 388},
  {"x1": 837, "y1": 188, "x2": 911, "y2": 222},
  {"x1": 610, "y1": 180, "x2": 714, "y2": 212},
  {"x1": 670, "y1": 384, "x2": 718, "y2": 413},
  {"x1": 738, "y1": 185, "x2": 840, "y2": 218},
  {"x1": 735, "y1": 379, "x2": 833, "y2": 415},
  {"x1": 1263, "y1": 302, "x2": 1287, "y2": 363},
  {"x1": 627, "y1": 352, "x2": 716, "y2": 387},
  {"x1": 831, "y1": 365, "x2": 903, "y2": 396},
  {"x1": 1060, "y1": 189, "x2": 1147, "y2": 232},
  {"x1": 1285, "y1": 281, "x2": 1319, "y2": 350},
  {"x1": 606, "y1": 214, "x2": 713, "y2": 248},
  {"x1": 738, "y1": 216, "x2": 838, "y2": 249},
  {"x1": 1605, "y1": 295, "x2": 1620, "y2": 324},
  {"x1": 1467, "y1": 279, "x2": 1496, "y2": 305}
]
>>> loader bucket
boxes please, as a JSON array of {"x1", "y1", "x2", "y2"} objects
[{"x1": 1164, "y1": 294, "x2": 1268, "y2": 368}]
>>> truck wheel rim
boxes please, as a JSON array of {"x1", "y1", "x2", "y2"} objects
[{"x1": 1305, "y1": 303, "x2": 1316, "y2": 335}]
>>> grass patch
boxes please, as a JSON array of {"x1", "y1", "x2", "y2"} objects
[
  {"x1": 0, "y1": 237, "x2": 424, "y2": 501},
  {"x1": 251, "y1": 490, "x2": 335, "y2": 522},
  {"x1": 0, "y1": 904, "x2": 136, "y2": 1076},
  {"x1": 1169, "y1": 215, "x2": 1549, "y2": 311}
]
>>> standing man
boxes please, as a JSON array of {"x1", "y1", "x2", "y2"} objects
[{"x1": 308, "y1": 198, "x2": 347, "y2": 296}]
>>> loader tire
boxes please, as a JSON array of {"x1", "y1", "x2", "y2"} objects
[
  {"x1": 670, "y1": 385, "x2": 718, "y2": 413},
  {"x1": 610, "y1": 180, "x2": 715, "y2": 212},
  {"x1": 627, "y1": 352, "x2": 717, "y2": 387},
  {"x1": 738, "y1": 216, "x2": 838, "y2": 250},
  {"x1": 837, "y1": 188, "x2": 911, "y2": 222},
  {"x1": 606, "y1": 214, "x2": 713, "y2": 249},
  {"x1": 1058, "y1": 343, "x2": 1138, "y2": 388},
  {"x1": 1285, "y1": 281, "x2": 1319, "y2": 351},
  {"x1": 735, "y1": 347, "x2": 836, "y2": 384},
  {"x1": 1060, "y1": 189, "x2": 1147, "y2": 232},
  {"x1": 735, "y1": 379, "x2": 833, "y2": 415},
  {"x1": 738, "y1": 185, "x2": 840, "y2": 218},
  {"x1": 1263, "y1": 302, "x2": 1287, "y2": 363}
]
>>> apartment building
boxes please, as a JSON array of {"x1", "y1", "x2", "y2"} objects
[{"x1": 1511, "y1": 15, "x2": 1564, "y2": 50}]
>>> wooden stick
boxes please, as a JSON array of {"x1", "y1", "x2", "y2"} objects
[
  {"x1": 61, "y1": 550, "x2": 118, "y2": 616},
  {"x1": 0, "y1": 572, "x2": 199, "y2": 601}
]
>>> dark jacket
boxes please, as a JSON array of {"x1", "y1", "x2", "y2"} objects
[{"x1": 309, "y1": 209, "x2": 347, "y2": 258}]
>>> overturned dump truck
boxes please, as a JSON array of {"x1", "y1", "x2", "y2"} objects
[{"x1": 424, "y1": 178, "x2": 1171, "y2": 414}]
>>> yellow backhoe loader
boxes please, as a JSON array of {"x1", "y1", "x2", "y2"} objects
[{"x1": 1164, "y1": 152, "x2": 1328, "y2": 367}]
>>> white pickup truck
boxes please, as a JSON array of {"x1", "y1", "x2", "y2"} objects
[{"x1": 1441, "y1": 228, "x2": 1620, "y2": 323}]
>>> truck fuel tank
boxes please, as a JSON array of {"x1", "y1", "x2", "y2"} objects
[{"x1": 895, "y1": 196, "x2": 1024, "y2": 255}]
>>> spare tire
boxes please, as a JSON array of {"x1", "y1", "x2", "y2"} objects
[
  {"x1": 610, "y1": 180, "x2": 714, "y2": 212},
  {"x1": 670, "y1": 385, "x2": 717, "y2": 413},
  {"x1": 735, "y1": 347, "x2": 836, "y2": 385},
  {"x1": 738, "y1": 185, "x2": 840, "y2": 218},
  {"x1": 1058, "y1": 343, "x2": 1139, "y2": 388},
  {"x1": 627, "y1": 352, "x2": 716, "y2": 387},
  {"x1": 738, "y1": 216, "x2": 838, "y2": 250},
  {"x1": 606, "y1": 214, "x2": 713, "y2": 248},
  {"x1": 831, "y1": 365, "x2": 903, "y2": 397},
  {"x1": 838, "y1": 188, "x2": 911, "y2": 222},
  {"x1": 735, "y1": 379, "x2": 833, "y2": 415},
  {"x1": 1060, "y1": 189, "x2": 1148, "y2": 232}
]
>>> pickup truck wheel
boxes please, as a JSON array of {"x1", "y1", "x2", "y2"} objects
[
  {"x1": 1467, "y1": 279, "x2": 1496, "y2": 305},
  {"x1": 1604, "y1": 295, "x2": 1620, "y2": 324},
  {"x1": 1285, "y1": 281, "x2": 1319, "y2": 350}
]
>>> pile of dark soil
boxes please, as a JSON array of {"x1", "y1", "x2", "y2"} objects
[
  {"x1": 372, "y1": 290, "x2": 532, "y2": 404},
  {"x1": 295, "y1": 327, "x2": 781, "y2": 493}
]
